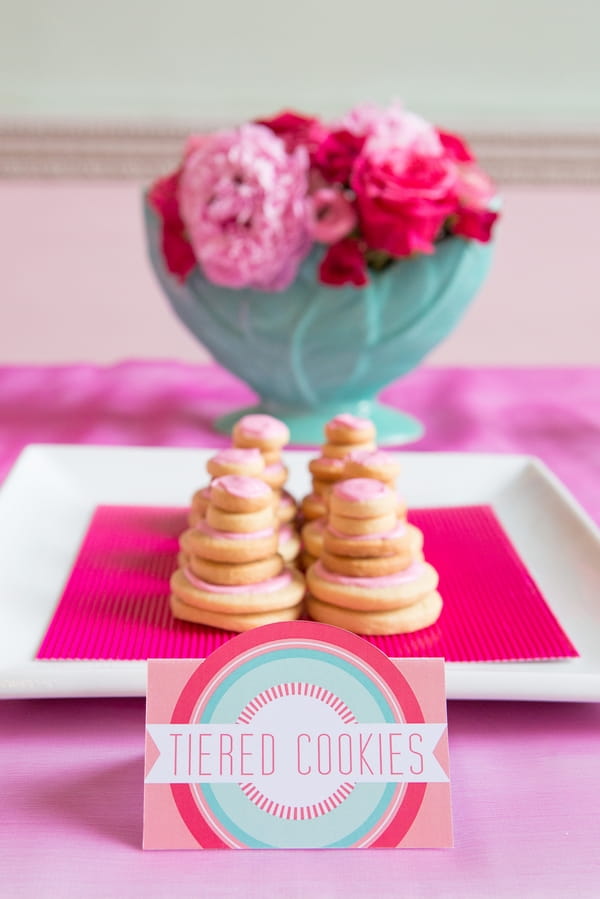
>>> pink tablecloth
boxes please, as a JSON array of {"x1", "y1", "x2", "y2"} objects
[{"x1": 1, "y1": 362, "x2": 599, "y2": 898}]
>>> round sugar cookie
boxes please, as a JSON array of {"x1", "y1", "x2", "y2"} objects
[
  {"x1": 324, "y1": 414, "x2": 376, "y2": 445},
  {"x1": 306, "y1": 591, "x2": 443, "y2": 635},
  {"x1": 206, "y1": 447, "x2": 265, "y2": 479},
  {"x1": 300, "y1": 492, "x2": 328, "y2": 521},
  {"x1": 170, "y1": 594, "x2": 304, "y2": 632},
  {"x1": 308, "y1": 456, "x2": 347, "y2": 482},
  {"x1": 232, "y1": 414, "x2": 290, "y2": 451},
  {"x1": 187, "y1": 553, "x2": 284, "y2": 586},
  {"x1": 301, "y1": 518, "x2": 326, "y2": 558},
  {"x1": 276, "y1": 489, "x2": 297, "y2": 524},
  {"x1": 180, "y1": 523, "x2": 278, "y2": 563},
  {"x1": 312, "y1": 478, "x2": 334, "y2": 498},
  {"x1": 209, "y1": 475, "x2": 273, "y2": 513},
  {"x1": 329, "y1": 478, "x2": 396, "y2": 518},
  {"x1": 190, "y1": 485, "x2": 211, "y2": 517},
  {"x1": 328, "y1": 510, "x2": 396, "y2": 536},
  {"x1": 320, "y1": 550, "x2": 415, "y2": 578},
  {"x1": 323, "y1": 521, "x2": 423, "y2": 559},
  {"x1": 259, "y1": 462, "x2": 288, "y2": 490},
  {"x1": 344, "y1": 449, "x2": 401, "y2": 484},
  {"x1": 170, "y1": 564, "x2": 305, "y2": 615},
  {"x1": 321, "y1": 441, "x2": 376, "y2": 460},
  {"x1": 206, "y1": 504, "x2": 276, "y2": 534},
  {"x1": 306, "y1": 559, "x2": 439, "y2": 611},
  {"x1": 278, "y1": 523, "x2": 301, "y2": 563}
]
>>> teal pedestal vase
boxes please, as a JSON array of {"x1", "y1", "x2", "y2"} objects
[{"x1": 144, "y1": 201, "x2": 493, "y2": 445}]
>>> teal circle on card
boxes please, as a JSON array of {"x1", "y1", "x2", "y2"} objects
[{"x1": 192, "y1": 647, "x2": 402, "y2": 848}]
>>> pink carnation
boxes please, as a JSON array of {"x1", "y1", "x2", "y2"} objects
[
  {"x1": 342, "y1": 101, "x2": 443, "y2": 157},
  {"x1": 178, "y1": 124, "x2": 311, "y2": 291},
  {"x1": 309, "y1": 187, "x2": 357, "y2": 244}
]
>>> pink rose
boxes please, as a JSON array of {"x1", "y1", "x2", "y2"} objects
[
  {"x1": 147, "y1": 170, "x2": 196, "y2": 281},
  {"x1": 351, "y1": 142, "x2": 458, "y2": 257},
  {"x1": 309, "y1": 187, "x2": 357, "y2": 244},
  {"x1": 319, "y1": 238, "x2": 368, "y2": 287},
  {"x1": 178, "y1": 124, "x2": 312, "y2": 291}
]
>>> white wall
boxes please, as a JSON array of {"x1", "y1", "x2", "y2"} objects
[{"x1": 1, "y1": 0, "x2": 599, "y2": 131}]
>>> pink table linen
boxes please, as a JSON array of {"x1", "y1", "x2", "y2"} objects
[{"x1": 1, "y1": 362, "x2": 599, "y2": 898}]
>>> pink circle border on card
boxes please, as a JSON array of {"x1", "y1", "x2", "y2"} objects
[{"x1": 170, "y1": 621, "x2": 426, "y2": 848}]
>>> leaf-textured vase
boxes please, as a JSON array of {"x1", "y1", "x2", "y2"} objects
[{"x1": 144, "y1": 199, "x2": 494, "y2": 444}]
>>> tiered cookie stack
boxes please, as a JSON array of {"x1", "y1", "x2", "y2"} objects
[
  {"x1": 232, "y1": 414, "x2": 300, "y2": 562},
  {"x1": 301, "y1": 447, "x2": 406, "y2": 567},
  {"x1": 301, "y1": 414, "x2": 377, "y2": 524},
  {"x1": 305, "y1": 478, "x2": 442, "y2": 635},
  {"x1": 171, "y1": 474, "x2": 305, "y2": 631},
  {"x1": 187, "y1": 414, "x2": 299, "y2": 564}
]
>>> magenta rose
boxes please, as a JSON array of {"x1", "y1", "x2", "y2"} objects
[
  {"x1": 351, "y1": 141, "x2": 458, "y2": 257},
  {"x1": 178, "y1": 123, "x2": 312, "y2": 290},
  {"x1": 313, "y1": 129, "x2": 366, "y2": 184},
  {"x1": 256, "y1": 109, "x2": 328, "y2": 156},
  {"x1": 147, "y1": 170, "x2": 196, "y2": 281},
  {"x1": 319, "y1": 238, "x2": 368, "y2": 287}
]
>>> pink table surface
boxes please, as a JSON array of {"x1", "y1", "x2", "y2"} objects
[{"x1": 1, "y1": 362, "x2": 600, "y2": 898}]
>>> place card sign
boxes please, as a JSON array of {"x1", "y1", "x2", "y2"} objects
[{"x1": 143, "y1": 621, "x2": 452, "y2": 849}]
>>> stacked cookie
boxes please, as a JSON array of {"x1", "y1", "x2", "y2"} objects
[
  {"x1": 232, "y1": 414, "x2": 300, "y2": 562},
  {"x1": 171, "y1": 474, "x2": 305, "y2": 631},
  {"x1": 300, "y1": 414, "x2": 374, "y2": 569},
  {"x1": 306, "y1": 478, "x2": 442, "y2": 635},
  {"x1": 301, "y1": 447, "x2": 406, "y2": 568},
  {"x1": 300, "y1": 414, "x2": 377, "y2": 524},
  {"x1": 187, "y1": 414, "x2": 300, "y2": 564}
]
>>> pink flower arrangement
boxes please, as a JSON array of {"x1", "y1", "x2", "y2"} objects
[{"x1": 148, "y1": 102, "x2": 499, "y2": 291}]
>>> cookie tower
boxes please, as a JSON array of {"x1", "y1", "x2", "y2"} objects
[
  {"x1": 300, "y1": 414, "x2": 377, "y2": 523},
  {"x1": 171, "y1": 474, "x2": 305, "y2": 631},
  {"x1": 301, "y1": 447, "x2": 406, "y2": 568},
  {"x1": 232, "y1": 414, "x2": 299, "y2": 562},
  {"x1": 305, "y1": 478, "x2": 442, "y2": 635}
]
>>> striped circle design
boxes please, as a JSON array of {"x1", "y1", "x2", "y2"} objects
[
  {"x1": 237, "y1": 681, "x2": 357, "y2": 819},
  {"x1": 236, "y1": 682, "x2": 357, "y2": 725},
  {"x1": 239, "y1": 781, "x2": 355, "y2": 821}
]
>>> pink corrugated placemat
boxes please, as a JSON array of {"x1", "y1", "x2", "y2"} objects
[{"x1": 36, "y1": 504, "x2": 578, "y2": 663}]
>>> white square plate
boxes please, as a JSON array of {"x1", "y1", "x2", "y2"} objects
[{"x1": 0, "y1": 445, "x2": 599, "y2": 701}]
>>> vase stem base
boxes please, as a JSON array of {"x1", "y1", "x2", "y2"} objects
[{"x1": 214, "y1": 398, "x2": 424, "y2": 446}]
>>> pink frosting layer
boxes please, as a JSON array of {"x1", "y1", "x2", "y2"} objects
[
  {"x1": 333, "y1": 478, "x2": 391, "y2": 502},
  {"x1": 238, "y1": 414, "x2": 288, "y2": 440},
  {"x1": 184, "y1": 566, "x2": 292, "y2": 594},
  {"x1": 211, "y1": 447, "x2": 262, "y2": 464},
  {"x1": 330, "y1": 413, "x2": 372, "y2": 430},
  {"x1": 326, "y1": 520, "x2": 406, "y2": 540},
  {"x1": 347, "y1": 449, "x2": 396, "y2": 466},
  {"x1": 265, "y1": 462, "x2": 286, "y2": 474},
  {"x1": 194, "y1": 519, "x2": 275, "y2": 540},
  {"x1": 278, "y1": 523, "x2": 295, "y2": 542},
  {"x1": 313, "y1": 559, "x2": 423, "y2": 588},
  {"x1": 211, "y1": 474, "x2": 271, "y2": 498}
]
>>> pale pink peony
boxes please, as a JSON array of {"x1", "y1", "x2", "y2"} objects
[
  {"x1": 309, "y1": 187, "x2": 357, "y2": 244},
  {"x1": 178, "y1": 124, "x2": 312, "y2": 291}
]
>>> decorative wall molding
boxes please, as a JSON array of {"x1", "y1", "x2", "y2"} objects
[{"x1": 1, "y1": 120, "x2": 599, "y2": 184}]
